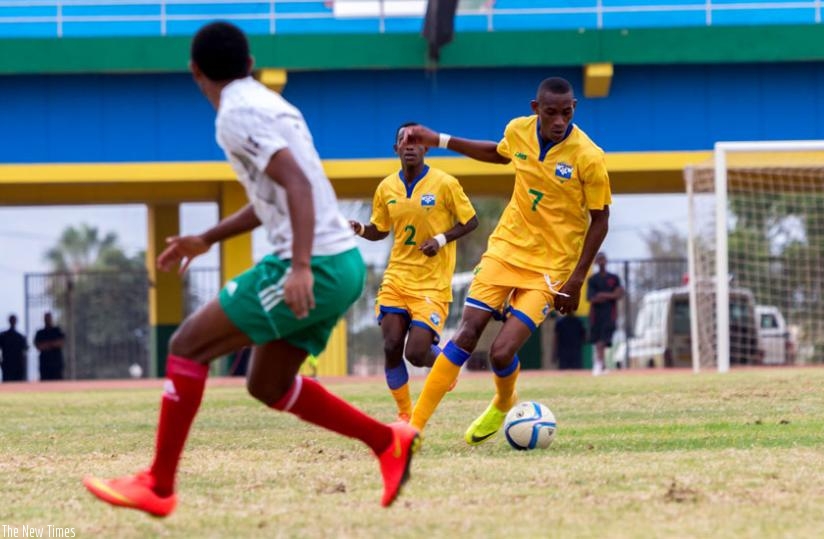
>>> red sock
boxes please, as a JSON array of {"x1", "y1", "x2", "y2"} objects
[
  {"x1": 272, "y1": 376, "x2": 392, "y2": 454},
  {"x1": 149, "y1": 355, "x2": 209, "y2": 496}
]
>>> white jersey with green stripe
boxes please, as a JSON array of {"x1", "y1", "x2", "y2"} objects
[{"x1": 216, "y1": 77, "x2": 356, "y2": 258}]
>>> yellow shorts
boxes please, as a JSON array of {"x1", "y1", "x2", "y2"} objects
[
  {"x1": 375, "y1": 281, "x2": 449, "y2": 340},
  {"x1": 466, "y1": 254, "x2": 557, "y2": 331}
]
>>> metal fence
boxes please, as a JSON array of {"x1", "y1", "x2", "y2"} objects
[
  {"x1": 0, "y1": 0, "x2": 822, "y2": 38},
  {"x1": 605, "y1": 257, "x2": 689, "y2": 367},
  {"x1": 23, "y1": 267, "x2": 220, "y2": 380},
  {"x1": 344, "y1": 258, "x2": 692, "y2": 374},
  {"x1": 183, "y1": 267, "x2": 222, "y2": 316},
  {"x1": 24, "y1": 270, "x2": 151, "y2": 380},
  {"x1": 21, "y1": 259, "x2": 695, "y2": 379}
]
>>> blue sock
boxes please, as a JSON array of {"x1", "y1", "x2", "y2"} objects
[
  {"x1": 385, "y1": 363, "x2": 409, "y2": 390},
  {"x1": 442, "y1": 341, "x2": 471, "y2": 367},
  {"x1": 492, "y1": 354, "x2": 520, "y2": 377}
]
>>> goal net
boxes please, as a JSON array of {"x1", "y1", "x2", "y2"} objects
[{"x1": 686, "y1": 141, "x2": 824, "y2": 372}]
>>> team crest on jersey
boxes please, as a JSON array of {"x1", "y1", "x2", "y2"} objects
[
  {"x1": 555, "y1": 162, "x2": 573, "y2": 182},
  {"x1": 421, "y1": 194, "x2": 436, "y2": 206},
  {"x1": 430, "y1": 312, "x2": 441, "y2": 326},
  {"x1": 515, "y1": 152, "x2": 528, "y2": 160}
]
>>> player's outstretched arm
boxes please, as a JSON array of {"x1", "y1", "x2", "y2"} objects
[
  {"x1": 555, "y1": 207, "x2": 610, "y2": 314},
  {"x1": 419, "y1": 215, "x2": 479, "y2": 257},
  {"x1": 400, "y1": 125, "x2": 510, "y2": 165},
  {"x1": 158, "y1": 204, "x2": 261, "y2": 274},
  {"x1": 264, "y1": 147, "x2": 316, "y2": 319},
  {"x1": 349, "y1": 220, "x2": 389, "y2": 242}
]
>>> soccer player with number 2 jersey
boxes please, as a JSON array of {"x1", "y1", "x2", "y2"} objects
[{"x1": 351, "y1": 122, "x2": 478, "y2": 423}]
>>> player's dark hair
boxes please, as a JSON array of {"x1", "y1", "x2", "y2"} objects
[
  {"x1": 537, "y1": 77, "x2": 573, "y2": 96},
  {"x1": 396, "y1": 122, "x2": 419, "y2": 142},
  {"x1": 191, "y1": 21, "x2": 250, "y2": 82}
]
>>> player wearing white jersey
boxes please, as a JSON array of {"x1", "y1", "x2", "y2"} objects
[
  {"x1": 216, "y1": 76, "x2": 355, "y2": 258},
  {"x1": 83, "y1": 21, "x2": 419, "y2": 518}
]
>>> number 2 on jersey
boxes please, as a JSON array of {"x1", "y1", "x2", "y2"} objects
[
  {"x1": 528, "y1": 189, "x2": 544, "y2": 211},
  {"x1": 403, "y1": 225, "x2": 416, "y2": 245}
]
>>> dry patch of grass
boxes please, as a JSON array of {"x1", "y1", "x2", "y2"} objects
[{"x1": 1, "y1": 368, "x2": 823, "y2": 538}]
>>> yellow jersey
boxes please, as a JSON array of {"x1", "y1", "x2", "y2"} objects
[
  {"x1": 490, "y1": 116, "x2": 612, "y2": 281},
  {"x1": 371, "y1": 165, "x2": 476, "y2": 301}
]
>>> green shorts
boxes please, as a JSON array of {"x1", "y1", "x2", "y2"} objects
[{"x1": 219, "y1": 247, "x2": 365, "y2": 356}]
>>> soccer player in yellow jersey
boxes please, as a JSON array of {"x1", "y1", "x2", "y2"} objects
[
  {"x1": 401, "y1": 77, "x2": 612, "y2": 443},
  {"x1": 350, "y1": 122, "x2": 478, "y2": 422}
]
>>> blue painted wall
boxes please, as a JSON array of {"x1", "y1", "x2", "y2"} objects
[{"x1": 2, "y1": 63, "x2": 824, "y2": 164}]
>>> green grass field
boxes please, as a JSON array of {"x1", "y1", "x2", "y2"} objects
[{"x1": 2, "y1": 368, "x2": 823, "y2": 538}]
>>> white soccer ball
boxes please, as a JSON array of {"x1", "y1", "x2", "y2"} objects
[{"x1": 504, "y1": 401, "x2": 557, "y2": 450}]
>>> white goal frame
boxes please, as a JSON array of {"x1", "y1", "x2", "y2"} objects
[{"x1": 687, "y1": 139, "x2": 824, "y2": 373}]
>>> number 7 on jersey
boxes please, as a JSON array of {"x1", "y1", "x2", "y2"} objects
[{"x1": 528, "y1": 189, "x2": 544, "y2": 211}]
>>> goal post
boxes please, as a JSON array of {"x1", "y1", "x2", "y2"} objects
[{"x1": 686, "y1": 140, "x2": 824, "y2": 372}]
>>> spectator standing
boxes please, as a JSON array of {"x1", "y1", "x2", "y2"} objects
[
  {"x1": 34, "y1": 312, "x2": 65, "y2": 381},
  {"x1": 0, "y1": 314, "x2": 28, "y2": 382}
]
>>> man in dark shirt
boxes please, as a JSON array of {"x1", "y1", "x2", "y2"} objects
[
  {"x1": 0, "y1": 314, "x2": 28, "y2": 382},
  {"x1": 34, "y1": 312, "x2": 65, "y2": 381},
  {"x1": 587, "y1": 252, "x2": 624, "y2": 375}
]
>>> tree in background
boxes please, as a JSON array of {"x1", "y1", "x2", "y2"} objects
[
  {"x1": 634, "y1": 223, "x2": 689, "y2": 292},
  {"x1": 44, "y1": 225, "x2": 121, "y2": 273},
  {"x1": 617, "y1": 224, "x2": 690, "y2": 337},
  {"x1": 40, "y1": 224, "x2": 149, "y2": 379},
  {"x1": 455, "y1": 197, "x2": 505, "y2": 273},
  {"x1": 728, "y1": 190, "x2": 824, "y2": 361}
]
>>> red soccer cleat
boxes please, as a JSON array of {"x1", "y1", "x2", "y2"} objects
[
  {"x1": 83, "y1": 470, "x2": 177, "y2": 518},
  {"x1": 378, "y1": 422, "x2": 421, "y2": 507}
]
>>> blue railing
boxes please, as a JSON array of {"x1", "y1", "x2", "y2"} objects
[{"x1": 0, "y1": 0, "x2": 821, "y2": 38}]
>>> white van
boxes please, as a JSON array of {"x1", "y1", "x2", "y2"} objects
[
  {"x1": 755, "y1": 305, "x2": 795, "y2": 365},
  {"x1": 614, "y1": 286, "x2": 760, "y2": 368}
]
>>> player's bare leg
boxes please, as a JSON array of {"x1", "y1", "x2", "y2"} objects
[
  {"x1": 381, "y1": 313, "x2": 413, "y2": 421},
  {"x1": 411, "y1": 307, "x2": 493, "y2": 431},
  {"x1": 249, "y1": 339, "x2": 420, "y2": 507},
  {"x1": 465, "y1": 316, "x2": 529, "y2": 445},
  {"x1": 404, "y1": 325, "x2": 436, "y2": 368},
  {"x1": 83, "y1": 299, "x2": 252, "y2": 517},
  {"x1": 405, "y1": 326, "x2": 456, "y2": 392}
]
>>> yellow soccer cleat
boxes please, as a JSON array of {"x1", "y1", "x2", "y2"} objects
[{"x1": 464, "y1": 402, "x2": 508, "y2": 445}]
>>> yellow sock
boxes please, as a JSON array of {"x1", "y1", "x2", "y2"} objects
[
  {"x1": 390, "y1": 384, "x2": 412, "y2": 418},
  {"x1": 410, "y1": 355, "x2": 461, "y2": 431},
  {"x1": 491, "y1": 362, "x2": 521, "y2": 412}
]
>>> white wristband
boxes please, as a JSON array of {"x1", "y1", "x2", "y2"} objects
[
  {"x1": 438, "y1": 133, "x2": 451, "y2": 149},
  {"x1": 434, "y1": 233, "x2": 447, "y2": 248},
  {"x1": 356, "y1": 222, "x2": 366, "y2": 237}
]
